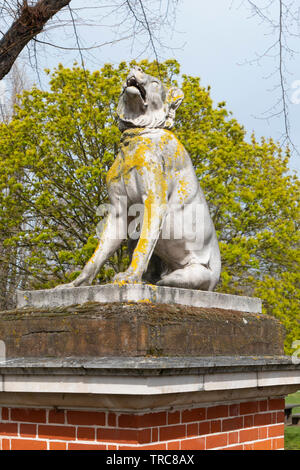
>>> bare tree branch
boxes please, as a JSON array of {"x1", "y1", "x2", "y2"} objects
[
  {"x1": 278, "y1": 0, "x2": 290, "y2": 139},
  {"x1": 32, "y1": 34, "x2": 134, "y2": 51},
  {"x1": 245, "y1": 0, "x2": 300, "y2": 154},
  {"x1": 137, "y1": 0, "x2": 161, "y2": 77}
]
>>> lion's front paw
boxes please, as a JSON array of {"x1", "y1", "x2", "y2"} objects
[
  {"x1": 112, "y1": 270, "x2": 142, "y2": 285},
  {"x1": 54, "y1": 281, "x2": 76, "y2": 290}
]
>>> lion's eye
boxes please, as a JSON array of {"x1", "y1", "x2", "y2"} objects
[{"x1": 152, "y1": 82, "x2": 159, "y2": 87}]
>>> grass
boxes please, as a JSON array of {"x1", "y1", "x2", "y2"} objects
[
  {"x1": 285, "y1": 426, "x2": 300, "y2": 450},
  {"x1": 285, "y1": 390, "x2": 300, "y2": 450}
]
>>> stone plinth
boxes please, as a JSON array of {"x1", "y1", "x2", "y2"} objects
[
  {"x1": 8, "y1": 284, "x2": 274, "y2": 359},
  {"x1": 0, "y1": 301, "x2": 284, "y2": 359}
]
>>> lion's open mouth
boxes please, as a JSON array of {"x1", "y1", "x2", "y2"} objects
[{"x1": 126, "y1": 76, "x2": 147, "y2": 102}]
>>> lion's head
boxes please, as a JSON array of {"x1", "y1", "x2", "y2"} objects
[{"x1": 117, "y1": 66, "x2": 184, "y2": 131}]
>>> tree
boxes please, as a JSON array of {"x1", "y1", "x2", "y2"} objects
[
  {"x1": 0, "y1": 60, "x2": 31, "y2": 309},
  {"x1": 0, "y1": 0, "x2": 179, "y2": 81},
  {"x1": 0, "y1": 59, "x2": 298, "y2": 352}
]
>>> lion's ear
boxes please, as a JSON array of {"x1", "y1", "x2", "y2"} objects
[
  {"x1": 164, "y1": 87, "x2": 184, "y2": 129},
  {"x1": 166, "y1": 87, "x2": 184, "y2": 111}
]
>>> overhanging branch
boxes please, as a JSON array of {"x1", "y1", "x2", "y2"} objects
[{"x1": 0, "y1": 0, "x2": 71, "y2": 80}]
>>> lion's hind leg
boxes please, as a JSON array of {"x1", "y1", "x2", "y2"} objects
[{"x1": 156, "y1": 263, "x2": 213, "y2": 291}]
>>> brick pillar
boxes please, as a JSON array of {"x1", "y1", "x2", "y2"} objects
[{"x1": 0, "y1": 398, "x2": 286, "y2": 450}]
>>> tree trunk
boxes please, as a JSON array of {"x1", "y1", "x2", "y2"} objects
[{"x1": 0, "y1": 0, "x2": 71, "y2": 80}]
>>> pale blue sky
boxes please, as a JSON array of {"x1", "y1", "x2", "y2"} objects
[
  {"x1": 4, "y1": 0, "x2": 300, "y2": 173},
  {"x1": 173, "y1": 0, "x2": 300, "y2": 174}
]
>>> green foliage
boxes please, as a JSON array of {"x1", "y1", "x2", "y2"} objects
[{"x1": 0, "y1": 60, "x2": 298, "y2": 352}]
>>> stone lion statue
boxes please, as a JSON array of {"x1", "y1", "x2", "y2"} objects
[{"x1": 58, "y1": 65, "x2": 221, "y2": 291}]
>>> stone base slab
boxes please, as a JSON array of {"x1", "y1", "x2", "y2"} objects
[
  {"x1": 0, "y1": 302, "x2": 284, "y2": 358},
  {"x1": 16, "y1": 284, "x2": 262, "y2": 313}
]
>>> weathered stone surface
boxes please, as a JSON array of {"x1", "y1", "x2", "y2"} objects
[
  {"x1": 0, "y1": 302, "x2": 284, "y2": 358},
  {"x1": 0, "y1": 356, "x2": 299, "y2": 410},
  {"x1": 54, "y1": 66, "x2": 221, "y2": 291},
  {"x1": 17, "y1": 284, "x2": 262, "y2": 313}
]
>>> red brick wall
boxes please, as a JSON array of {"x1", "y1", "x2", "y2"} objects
[{"x1": 0, "y1": 398, "x2": 285, "y2": 450}]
